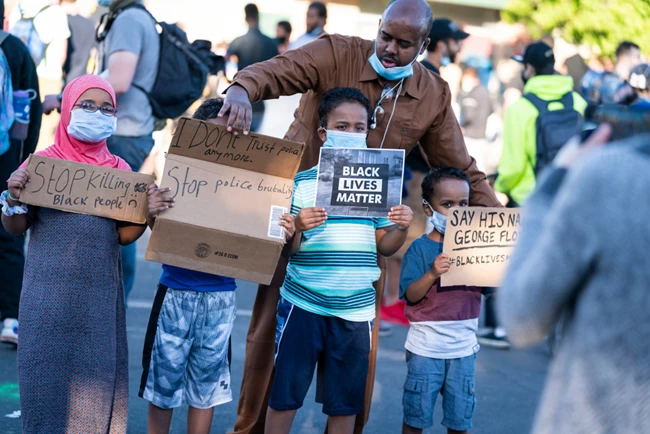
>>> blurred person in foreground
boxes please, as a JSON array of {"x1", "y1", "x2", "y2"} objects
[
  {"x1": 289, "y1": 1, "x2": 327, "y2": 50},
  {"x1": 227, "y1": 3, "x2": 278, "y2": 133},
  {"x1": 275, "y1": 20, "x2": 291, "y2": 54},
  {"x1": 0, "y1": 0, "x2": 42, "y2": 346},
  {"x1": 498, "y1": 121, "x2": 650, "y2": 434},
  {"x1": 490, "y1": 41, "x2": 587, "y2": 349},
  {"x1": 220, "y1": 0, "x2": 500, "y2": 432},
  {"x1": 421, "y1": 18, "x2": 468, "y2": 75}
]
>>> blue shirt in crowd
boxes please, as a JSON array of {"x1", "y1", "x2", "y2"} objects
[{"x1": 159, "y1": 265, "x2": 236, "y2": 292}]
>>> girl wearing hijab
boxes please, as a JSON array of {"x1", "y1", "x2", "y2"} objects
[{"x1": 1, "y1": 75, "x2": 146, "y2": 433}]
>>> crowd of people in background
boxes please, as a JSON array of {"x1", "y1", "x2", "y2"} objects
[{"x1": 1, "y1": 0, "x2": 650, "y2": 433}]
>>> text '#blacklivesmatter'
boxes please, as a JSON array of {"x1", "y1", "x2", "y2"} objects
[{"x1": 332, "y1": 164, "x2": 388, "y2": 207}]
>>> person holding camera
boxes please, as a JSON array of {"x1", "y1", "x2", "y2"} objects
[{"x1": 498, "y1": 123, "x2": 650, "y2": 434}]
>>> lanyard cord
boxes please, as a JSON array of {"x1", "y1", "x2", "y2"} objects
[{"x1": 379, "y1": 79, "x2": 404, "y2": 149}]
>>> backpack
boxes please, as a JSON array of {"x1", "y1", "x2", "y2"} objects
[
  {"x1": 97, "y1": 4, "x2": 217, "y2": 120},
  {"x1": 9, "y1": 4, "x2": 49, "y2": 66},
  {"x1": 524, "y1": 92, "x2": 583, "y2": 176}
]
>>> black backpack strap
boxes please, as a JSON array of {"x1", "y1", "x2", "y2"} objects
[
  {"x1": 523, "y1": 93, "x2": 549, "y2": 113},
  {"x1": 96, "y1": 3, "x2": 154, "y2": 42}
]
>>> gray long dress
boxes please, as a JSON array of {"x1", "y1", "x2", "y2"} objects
[{"x1": 17, "y1": 208, "x2": 128, "y2": 434}]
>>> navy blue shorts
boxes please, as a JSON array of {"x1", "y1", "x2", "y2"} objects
[{"x1": 269, "y1": 297, "x2": 372, "y2": 416}]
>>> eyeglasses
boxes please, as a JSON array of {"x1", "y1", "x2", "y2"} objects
[{"x1": 73, "y1": 102, "x2": 118, "y2": 117}]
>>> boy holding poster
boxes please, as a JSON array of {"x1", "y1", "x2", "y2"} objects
[
  {"x1": 265, "y1": 88, "x2": 413, "y2": 434},
  {"x1": 400, "y1": 167, "x2": 490, "y2": 434},
  {"x1": 141, "y1": 98, "x2": 295, "y2": 434}
]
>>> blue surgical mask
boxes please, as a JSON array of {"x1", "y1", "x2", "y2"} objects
[
  {"x1": 67, "y1": 109, "x2": 117, "y2": 143},
  {"x1": 368, "y1": 41, "x2": 425, "y2": 81},
  {"x1": 98, "y1": 0, "x2": 113, "y2": 7},
  {"x1": 423, "y1": 200, "x2": 447, "y2": 234},
  {"x1": 441, "y1": 56, "x2": 451, "y2": 67},
  {"x1": 322, "y1": 130, "x2": 367, "y2": 149}
]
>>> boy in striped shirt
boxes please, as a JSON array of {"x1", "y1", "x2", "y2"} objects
[{"x1": 266, "y1": 87, "x2": 413, "y2": 434}]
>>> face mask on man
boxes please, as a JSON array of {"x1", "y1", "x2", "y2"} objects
[
  {"x1": 368, "y1": 40, "x2": 426, "y2": 81},
  {"x1": 423, "y1": 199, "x2": 447, "y2": 234},
  {"x1": 98, "y1": 0, "x2": 113, "y2": 7},
  {"x1": 321, "y1": 129, "x2": 367, "y2": 149},
  {"x1": 67, "y1": 109, "x2": 117, "y2": 143}
]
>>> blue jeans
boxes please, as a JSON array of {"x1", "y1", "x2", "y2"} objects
[
  {"x1": 403, "y1": 351, "x2": 477, "y2": 431},
  {"x1": 107, "y1": 134, "x2": 154, "y2": 302}
]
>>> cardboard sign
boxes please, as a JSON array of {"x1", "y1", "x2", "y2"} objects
[
  {"x1": 20, "y1": 155, "x2": 153, "y2": 224},
  {"x1": 145, "y1": 118, "x2": 305, "y2": 285},
  {"x1": 441, "y1": 207, "x2": 521, "y2": 287},
  {"x1": 315, "y1": 148, "x2": 405, "y2": 217}
]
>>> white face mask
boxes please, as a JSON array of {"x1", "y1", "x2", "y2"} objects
[
  {"x1": 67, "y1": 109, "x2": 117, "y2": 143},
  {"x1": 322, "y1": 130, "x2": 367, "y2": 149},
  {"x1": 423, "y1": 199, "x2": 447, "y2": 234}
]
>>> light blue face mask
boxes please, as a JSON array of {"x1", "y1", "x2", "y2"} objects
[
  {"x1": 98, "y1": 0, "x2": 113, "y2": 7},
  {"x1": 441, "y1": 56, "x2": 451, "y2": 67},
  {"x1": 368, "y1": 41, "x2": 425, "y2": 81},
  {"x1": 322, "y1": 130, "x2": 367, "y2": 149},
  {"x1": 423, "y1": 200, "x2": 447, "y2": 234},
  {"x1": 67, "y1": 109, "x2": 117, "y2": 143}
]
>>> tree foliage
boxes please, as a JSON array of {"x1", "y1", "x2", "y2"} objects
[{"x1": 503, "y1": 0, "x2": 650, "y2": 58}]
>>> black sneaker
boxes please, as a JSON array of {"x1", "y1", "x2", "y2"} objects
[{"x1": 477, "y1": 332, "x2": 511, "y2": 349}]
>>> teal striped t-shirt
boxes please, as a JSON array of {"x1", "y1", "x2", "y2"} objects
[{"x1": 281, "y1": 166, "x2": 394, "y2": 322}]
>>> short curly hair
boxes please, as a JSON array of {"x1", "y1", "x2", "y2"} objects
[
  {"x1": 318, "y1": 87, "x2": 372, "y2": 128},
  {"x1": 192, "y1": 98, "x2": 224, "y2": 121},
  {"x1": 421, "y1": 166, "x2": 470, "y2": 202}
]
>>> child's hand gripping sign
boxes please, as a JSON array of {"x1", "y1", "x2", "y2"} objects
[{"x1": 440, "y1": 207, "x2": 522, "y2": 287}]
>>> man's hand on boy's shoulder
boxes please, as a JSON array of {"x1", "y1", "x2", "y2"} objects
[
  {"x1": 388, "y1": 205, "x2": 413, "y2": 231},
  {"x1": 295, "y1": 207, "x2": 328, "y2": 232}
]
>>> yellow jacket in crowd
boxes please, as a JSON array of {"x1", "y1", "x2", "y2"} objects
[{"x1": 496, "y1": 75, "x2": 587, "y2": 205}]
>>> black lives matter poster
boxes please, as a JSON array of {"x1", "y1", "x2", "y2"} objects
[{"x1": 315, "y1": 148, "x2": 405, "y2": 217}]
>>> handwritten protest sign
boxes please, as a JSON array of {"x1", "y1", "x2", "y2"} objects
[
  {"x1": 315, "y1": 148, "x2": 404, "y2": 217},
  {"x1": 441, "y1": 207, "x2": 521, "y2": 287},
  {"x1": 145, "y1": 118, "x2": 305, "y2": 285},
  {"x1": 20, "y1": 155, "x2": 153, "y2": 224}
]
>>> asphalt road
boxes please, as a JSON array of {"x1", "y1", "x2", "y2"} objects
[{"x1": 0, "y1": 231, "x2": 550, "y2": 434}]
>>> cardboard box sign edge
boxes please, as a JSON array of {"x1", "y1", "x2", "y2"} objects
[
  {"x1": 170, "y1": 117, "x2": 305, "y2": 178},
  {"x1": 146, "y1": 219, "x2": 283, "y2": 285},
  {"x1": 20, "y1": 155, "x2": 153, "y2": 224}
]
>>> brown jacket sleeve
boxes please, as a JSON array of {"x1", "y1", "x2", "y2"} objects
[
  {"x1": 420, "y1": 82, "x2": 500, "y2": 207},
  {"x1": 229, "y1": 36, "x2": 337, "y2": 103}
]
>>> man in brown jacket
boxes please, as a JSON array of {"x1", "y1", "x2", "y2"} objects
[{"x1": 220, "y1": 1, "x2": 500, "y2": 432}]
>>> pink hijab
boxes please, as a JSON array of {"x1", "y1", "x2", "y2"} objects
[{"x1": 21, "y1": 75, "x2": 130, "y2": 171}]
